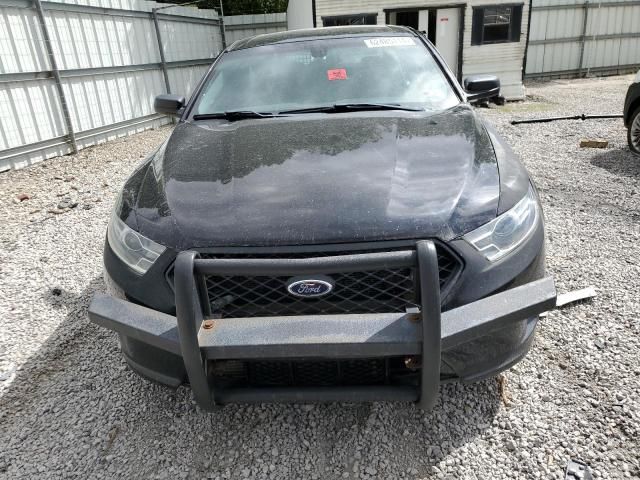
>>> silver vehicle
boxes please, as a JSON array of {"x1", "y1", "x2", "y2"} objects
[{"x1": 624, "y1": 70, "x2": 640, "y2": 155}]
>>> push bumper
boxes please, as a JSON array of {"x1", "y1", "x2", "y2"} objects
[{"x1": 89, "y1": 241, "x2": 556, "y2": 410}]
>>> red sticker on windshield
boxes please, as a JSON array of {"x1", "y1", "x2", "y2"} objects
[{"x1": 327, "y1": 68, "x2": 347, "y2": 80}]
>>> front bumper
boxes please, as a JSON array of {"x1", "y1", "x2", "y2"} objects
[{"x1": 89, "y1": 240, "x2": 556, "y2": 410}]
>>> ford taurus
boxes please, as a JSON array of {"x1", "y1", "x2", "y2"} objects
[{"x1": 89, "y1": 26, "x2": 556, "y2": 410}]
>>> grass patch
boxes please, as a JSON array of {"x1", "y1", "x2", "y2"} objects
[{"x1": 495, "y1": 101, "x2": 555, "y2": 113}]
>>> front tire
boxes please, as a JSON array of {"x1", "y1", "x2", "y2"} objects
[{"x1": 628, "y1": 106, "x2": 640, "y2": 155}]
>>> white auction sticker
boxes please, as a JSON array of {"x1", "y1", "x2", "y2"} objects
[{"x1": 364, "y1": 37, "x2": 416, "y2": 48}]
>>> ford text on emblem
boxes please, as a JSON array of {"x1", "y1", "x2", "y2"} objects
[{"x1": 286, "y1": 276, "x2": 334, "y2": 298}]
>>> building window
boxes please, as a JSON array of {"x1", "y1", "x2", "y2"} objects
[
  {"x1": 471, "y1": 5, "x2": 522, "y2": 45},
  {"x1": 322, "y1": 13, "x2": 377, "y2": 27}
]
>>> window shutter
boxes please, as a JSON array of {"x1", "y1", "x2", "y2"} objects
[
  {"x1": 510, "y1": 5, "x2": 523, "y2": 42},
  {"x1": 471, "y1": 8, "x2": 484, "y2": 45}
]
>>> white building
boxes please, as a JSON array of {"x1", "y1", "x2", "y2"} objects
[{"x1": 287, "y1": 0, "x2": 529, "y2": 100}]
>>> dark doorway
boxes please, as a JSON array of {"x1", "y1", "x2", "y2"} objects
[
  {"x1": 395, "y1": 11, "x2": 419, "y2": 29},
  {"x1": 427, "y1": 10, "x2": 437, "y2": 43}
]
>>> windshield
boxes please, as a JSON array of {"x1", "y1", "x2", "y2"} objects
[{"x1": 192, "y1": 35, "x2": 460, "y2": 116}]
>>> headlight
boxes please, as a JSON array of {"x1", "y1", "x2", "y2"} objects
[
  {"x1": 107, "y1": 213, "x2": 165, "y2": 274},
  {"x1": 464, "y1": 185, "x2": 539, "y2": 262}
]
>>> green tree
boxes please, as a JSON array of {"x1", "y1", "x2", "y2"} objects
[
  {"x1": 155, "y1": 0, "x2": 288, "y2": 15},
  {"x1": 221, "y1": 0, "x2": 288, "y2": 15}
]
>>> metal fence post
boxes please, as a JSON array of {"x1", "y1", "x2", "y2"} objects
[
  {"x1": 32, "y1": 0, "x2": 77, "y2": 154},
  {"x1": 218, "y1": 0, "x2": 227, "y2": 49},
  {"x1": 152, "y1": 8, "x2": 172, "y2": 95},
  {"x1": 577, "y1": 1, "x2": 589, "y2": 78}
]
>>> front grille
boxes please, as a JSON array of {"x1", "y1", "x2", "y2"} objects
[
  {"x1": 210, "y1": 357, "x2": 417, "y2": 388},
  {"x1": 190, "y1": 242, "x2": 461, "y2": 318}
]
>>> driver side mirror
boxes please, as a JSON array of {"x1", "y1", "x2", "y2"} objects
[
  {"x1": 463, "y1": 75, "x2": 501, "y2": 102},
  {"x1": 154, "y1": 94, "x2": 185, "y2": 116}
]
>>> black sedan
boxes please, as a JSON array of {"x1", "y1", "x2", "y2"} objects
[
  {"x1": 624, "y1": 70, "x2": 640, "y2": 154},
  {"x1": 89, "y1": 26, "x2": 556, "y2": 410}
]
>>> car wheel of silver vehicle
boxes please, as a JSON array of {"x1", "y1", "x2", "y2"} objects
[{"x1": 629, "y1": 107, "x2": 640, "y2": 155}]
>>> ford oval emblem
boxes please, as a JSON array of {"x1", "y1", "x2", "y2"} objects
[{"x1": 286, "y1": 276, "x2": 334, "y2": 298}]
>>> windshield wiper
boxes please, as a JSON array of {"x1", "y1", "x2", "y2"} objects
[
  {"x1": 280, "y1": 103, "x2": 424, "y2": 114},
  {"x1": 192, "y1": 111, "x2": 285, "y2": 121},
  {"x1": 336, "y1": 103, "x2": 424, "y2": 112},
  {"x1": 192, "y1": 104, "x2": 423, "y2": 120}
]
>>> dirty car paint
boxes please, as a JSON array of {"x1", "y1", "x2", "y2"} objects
[{"x1": 120, "y1": 105, "x2": 500, "y2": 249}]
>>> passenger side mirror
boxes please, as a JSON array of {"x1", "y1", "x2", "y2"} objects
[
  {"x1": 154, "y1": 94, "x2": 185, "y2": 116},
  {"x1": 464, "y1": 75, "x2": 500, "y2": 102}
]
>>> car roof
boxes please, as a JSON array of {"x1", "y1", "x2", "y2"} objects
[{"x1": 227, "y1": 25, "x2": 416, "y2": 51}]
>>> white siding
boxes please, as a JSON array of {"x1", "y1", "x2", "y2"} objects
[
  {"x1": 462, "y1": 0, "x2": 529, "y2": 99},
  {"x1": 287, "y1": 0, "x2": 314, "y2": 29},
  {"x1": 314, "y1": 0, "x2": 529, "y2": 100}
]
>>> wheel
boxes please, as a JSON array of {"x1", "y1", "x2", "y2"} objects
[{"x1": 628, "y1": 106, "x2": 640, "y2": 155}]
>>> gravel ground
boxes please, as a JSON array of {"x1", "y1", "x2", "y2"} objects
[{"x1": 1, "y1": 75, "x2": 639, "y2": 480}]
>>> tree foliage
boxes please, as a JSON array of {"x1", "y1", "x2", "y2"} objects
[
  {"x1": 155, "y1": 0, "x2": 288, "y2": 15},
  {"x1": 221, "y1": 0, "x2": 288, "y2": 15}
]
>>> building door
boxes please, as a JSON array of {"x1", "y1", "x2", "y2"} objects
[
  {"x1": 387, "y1": 7, "x2": 461, "y2": 77},
  {"x1": 435, "y1": 8, "x2": 460, "y2": 75}
]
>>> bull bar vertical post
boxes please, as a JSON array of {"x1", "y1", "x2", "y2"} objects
[
  {"x1": 417, "y1": 240, "x2": 441, "y2": 410},
  {"x1": 174, "y1": 251, "x2": 216, "y2": 410}
]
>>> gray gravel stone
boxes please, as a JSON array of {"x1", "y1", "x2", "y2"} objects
[{"x1": 1, "y1": 76, "x2": 639, "y2": 479}]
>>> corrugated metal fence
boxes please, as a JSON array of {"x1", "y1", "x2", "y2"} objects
[
  {"x1": 223, "y1": 13, "x2": 287, "y2": 45},
  {"x1": 526, "y1": 0, "x2": 640, "y2": 78},
  {"x1": 0, "y1": 0, "x2": 224, "y2": 171}
]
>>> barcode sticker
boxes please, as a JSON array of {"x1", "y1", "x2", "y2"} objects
[{"x1": 364, "y1": 37, "x2": 416, "y2": 48}]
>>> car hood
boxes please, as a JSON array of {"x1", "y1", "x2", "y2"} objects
[{"x1": 124, "y1": 105, "x2": 500, "y2": 249}]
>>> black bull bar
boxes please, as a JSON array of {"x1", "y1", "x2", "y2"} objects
[{"x1": 89, "y1": 240, "x2": 556, "y2": 410}]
